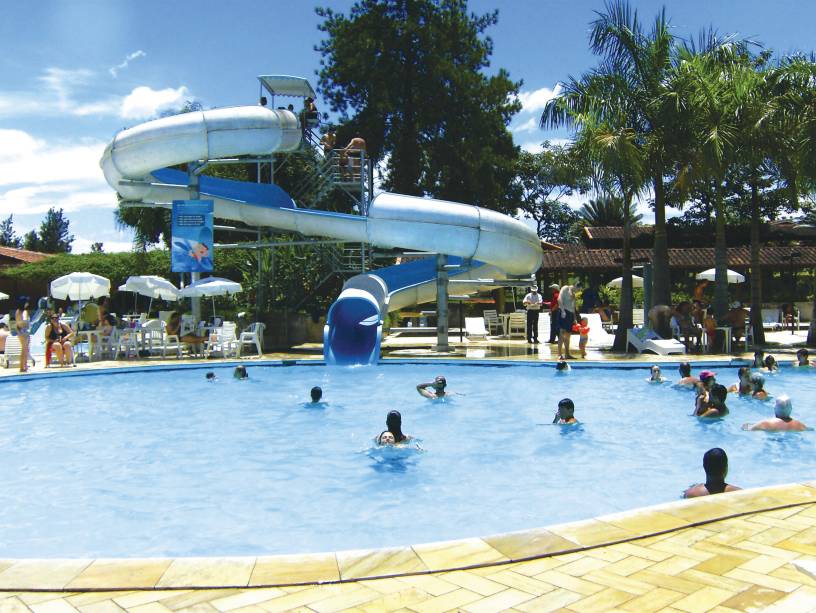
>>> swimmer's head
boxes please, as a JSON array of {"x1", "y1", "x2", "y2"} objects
[
  {"x1": 433, "y1": 375, "x2": 447, "y2": 390},
  {"x1": 556, "y1": 360, "x2": 569, "y2": 371},
  {"x1": 738, "y1": 366, "x2": 751, "y2": 380},
  {"x1": 310, "y1": 386, "x2": 322, "y2": 402},
  {"x1": 378, "y1": 430, "x2": 396, "y2": 446},
  {"x1": 557, "y1": 398, "x2": 575, "y2": 421},
  {"x1": 797, "y1": 348, "x2": 809, "y2": 364},
  {"x1": 750, "y1": 371, "x2": 765, "y2": 390},
  {"x1": 678, "y1": 362, "x2": 691, "y2": 377},
  {"x1": 650, "y1": 365, "x2": 662, "y2": 379},
  {"x1": 205, "y1": 371, "x2": 216, "y2": 381},
  {"x1": 710, "y1": 383, "x2": 728, "y2": 405},
  {"x1": 775, "y1": 395, "x2": 793, "y2": 419},
  {"x1": 703, "y1": 447, "x2": 728, "y2": 480},
  {"x1": 233, "y1": 365, "x2": 248, "y2": 379},
  {"x1": 699, "y1": 370, "x2": 716, "y2": 387},
  {"x1": 764, "y1": 355, "x2": 777, "y2": 369},
  {"x1": 386, "y1": 410, "x2": 404, "y2": 441}
]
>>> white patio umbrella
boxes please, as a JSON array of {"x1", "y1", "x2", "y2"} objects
[
  {"x1": 178, "y1": 276, "x2": 242, "y2": 320},
  {"x1": 50, "y1": 272, "x2": 110, "y2": 301},
  {"x1": 118, "y1": 275, "x2": 179, "y2": 312},
  {"x1": 607, "y1": 275, "x2": 644, "y2": 289},
  {"x1": 695, "y1": 268, "x2": 745, "y2": 283}
]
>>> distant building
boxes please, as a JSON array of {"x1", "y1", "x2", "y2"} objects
[{"x1": 0, "y1": 246, "x2": 52, "y2": 270}]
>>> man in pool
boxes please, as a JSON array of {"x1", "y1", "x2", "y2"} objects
[
  {"x1": 676, "y1": 362, "x2": 698, "y2": 388},
  {"x1": 795, "y1": 348, "x2": 814, "y2": 367},
  {"x1": 744, "y1": 395, "x2": 808, "y2": 431},
  {"x1": 684, "y1": 448, "x2": 741, "y2": 498},
  {"x1": 697, "y1": 383, "x2": 729, "y2": 418},
  {"x1": 555, "y1": 360, "x2": 570, "y2": 372},
  {"x1": 310, "y1": 386, "x2": 323, "y2": 403},
  {"x1": 728, "y1": 366, "x2": 752, "y2": 395},
  {"x1": 417, "y1": 375, "x2": 447, "y2": 399},
  {"x1": 552, "y1": 398, "x2": 578, "y2": 424},
  {"x1": 234, "y1": 365, "x2": 248, "y2": 379}
]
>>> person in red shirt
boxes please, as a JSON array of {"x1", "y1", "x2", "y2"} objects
[{"x1": 545, "y1": 283, "x2": 560, "y2": 343}]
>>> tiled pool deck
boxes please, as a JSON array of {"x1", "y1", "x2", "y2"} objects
[{"x1": 2, "y1": 338, "x2": 815, "y2": 612}]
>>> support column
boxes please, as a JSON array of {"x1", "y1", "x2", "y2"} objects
[
  {"x1": 435, "y1": 254, "x2": 450, "y2": 352},
  {"x1": 643, "y1": 263, "x2": 653, "y2": 324},
  {"x1": 188, "y1": 163, "x2": 201, "y2": 324}
]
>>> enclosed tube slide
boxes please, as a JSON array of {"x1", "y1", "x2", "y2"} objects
[{"x1": 100, "y1": 105, "x2": 542, "y2": 364}]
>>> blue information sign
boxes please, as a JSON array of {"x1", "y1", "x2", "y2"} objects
[{"x1": 171, "y1": 200, "x2": 214, "y2": 273}]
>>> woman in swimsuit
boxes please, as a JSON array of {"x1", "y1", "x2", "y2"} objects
[
  {"x1": 15, "y1": 296, "x2": 31, "y2": 372},
  {"x1": 45, "y1": 314, "x2": 74, "y2": 366}
]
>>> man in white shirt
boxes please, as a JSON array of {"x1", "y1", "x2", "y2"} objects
[{"x1": 522, "y1": 285, "x2": 543, "y2": 343}]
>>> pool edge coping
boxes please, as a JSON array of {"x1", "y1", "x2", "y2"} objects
[{"x1": 2, "y1": 480, "x2": 815, "y2": 592}]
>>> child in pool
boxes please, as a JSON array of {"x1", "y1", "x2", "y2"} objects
[
  {"x1": 553, "y1": 398, "x2": 578, "y2": 424},
  {"x1": 648, "y1": 365, "x2": 665, "y2": 383}
]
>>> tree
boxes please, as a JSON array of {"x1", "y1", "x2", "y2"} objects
[
  {"x1": 316, "y1": 0, "x2": 521, "y2": 211},
  {"x1": 0, "y1": 215, "x2": 22, "y2": 248},
  {"x1": 513, "y1": 144, "x2": 584, "y2": 242},
  {"x1": 22, "y1": 230, "x2": 40, "y2": 252},
  {"x1": 90, "y1": 242, "x2": 104, "y2": 253},
  {"x1": 576, "y1": 196, "x2": 642, "y2": 226},
  {"x1": 567, "y1": 1, "x2": 678, "y2": 305},
  {"x1": 36, "y1": 207, "x2": 74, "y2": 253}
]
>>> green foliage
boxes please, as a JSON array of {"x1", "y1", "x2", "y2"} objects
[
  {"x1": 576, "y1": 196, "x2": 642, "y2": 227},
  {"x1": 0, "y1": 215, "x2": 22, "y2": 248},
  {"x1": 513, "y1": 144, "x2": 585, "y2": 242},
  {"x1": 36, "y1": 208, "x2": 74, "y2": 253},
  {"x1": 316, "y1": 0, "x2": 521, "y2": 211},
  {"x1": 22, "y1": 230, "x2": 40, "y2": 251},
  {"x1": 90, "y1": 242, "x2": 104, "y2": 253}
]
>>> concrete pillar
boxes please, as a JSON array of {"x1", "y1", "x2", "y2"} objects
[{"x1": 435, "y1": 254, "x2": 450, "y2": 352}]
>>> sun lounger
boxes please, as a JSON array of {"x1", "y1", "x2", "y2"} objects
[
  {"x1": 626, "y1": 327, "x2": 686, "y2": 355},
  {"x1": 584, "y1": 313, "x2": 614, "y2": 348},
  {"x1": 1, "y1": 336, "x2": 36, "y2": 369},
  {"x1": 464, "y1": 317, "x2": 488, "y2": 340}
]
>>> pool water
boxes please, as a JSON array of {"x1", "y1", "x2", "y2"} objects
[{"x1": 1, "y1": 362, "x2": 814, "y2": 558}]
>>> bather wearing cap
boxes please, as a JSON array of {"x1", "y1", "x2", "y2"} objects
[{"x1": 743, "y1": 394, "x2": 808, "y2": 431}]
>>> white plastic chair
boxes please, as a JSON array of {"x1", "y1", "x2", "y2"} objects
[
  {"x1": 507, "y1": 313, "x2": 526, "y2": 338},
  {"x1": 205, "y1": 322, "x2": 238, "y2": 358},
  {"x1": 237, "y1": 322, "x2": 265, "y2": 357},
  {"x1": 464, "y1": 317, "x2": 488, "y2": 340},
  {"x1": 482, "y1": 310, "x2": 501, "y2": 335},
  {"x1": 2, "y1": 336, "x2": 35, "y2": 369},
  {"x1": 98, "y1": 329, "x2": 120, "y2": 360}
]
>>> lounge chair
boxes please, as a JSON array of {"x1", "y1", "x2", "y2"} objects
[
  {"x1": 584, "y1": 313, "x2": 614, "y2": 348},
  {"x1": 2, "y1": 336, "x2": 36, "y2": 369},
  {"x1": 464, "y1": 317, "x2": 488, "y2": 340},
  {"x1": 626, "y1": 327, "x2": 686, "y2": 355},
  {"x1": 761, "y1": 308, "x2": 781, "y2": 330},
  {"x1": 237, "y1": 322, "x2": 265, "y2": 357}
]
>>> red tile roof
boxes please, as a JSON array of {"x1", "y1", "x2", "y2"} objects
[
  {"x1": 540, "y1": 245, "x2": 816, "y2": 271},
  {"x1": 0, "y1": 246, "x2": 53, "y2": 264},
  {"x1": 583, "y1": 226, "x2": 654, "y2": 241}
]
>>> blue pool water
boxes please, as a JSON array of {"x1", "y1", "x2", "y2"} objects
[{"x1": 1, "y1": 362, "x2": 814, "y2": 558}]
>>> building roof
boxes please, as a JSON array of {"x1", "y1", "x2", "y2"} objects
[
  {"x1": 582, "y1": 226, "x2": 654, "y2": 241},
  {"x1": 0, "y1": 246, "x2": 52, "y2": 264},
  {"x1": 540, "y1": 245, "x2": 816, "y2": 272}
]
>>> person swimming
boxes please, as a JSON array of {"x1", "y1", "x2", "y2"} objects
[
  {"x1": 555, "y1": 360, "x2": 570, "y2": 372},
  {"x1": 417, "y1": 375, "x2": 447, "y2": 399},
  {"x1": 310, "y1": 386, "x2": 323, "y2": 403},
  {"x1": 234, "y1": 365, "x2": 248, "y2": 379},
  {"x1": 552, "y1": 398, "x2": 578, "y2": 424},
  {"x1": 648, "y1": 365, "x2": 665, "y2": 383},
  {"x1": 763, "y1": 355, "x2": 779, "y2": 372},
  {"x1": 676, "y1": 362, "x2": 699, "y2": 387},
  {"x1": 694, "y1": 370, "x2": 716, "y2": 414},
  {"x1": 750, "y1": 372, "x2": 768, "y2": 400},
  {"x1": 796, "y1": 348, "x2": 813, "y2": 367},
  {"x1": 377, "y1": 430, "x2": 396, "y2": 446},
  {"x1": 684, "y1": 448, "x2": 741, "y2": 498},
  {"x1": 697, "y1": 383, "x2": 728, "y2": 418},
  {"x1": 384, "y1": 410, "x2": 412, "y2": 442},
  {"x1": 743, "y1": 395, "x2": 808, "y2": 431},
  {"x1": 728, "y1": 366, "x2": 752, "y2": 395},
  {"x1": 752, "y1": 350, "x2": 765, "y2": 368},
  {"x1": 206, "y1": 371, "x2": 217, "y2": 382}
]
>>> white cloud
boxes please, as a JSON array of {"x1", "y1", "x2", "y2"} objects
[
  {"x1": 517, "y1": 137, "x2": 573, "y2": 154},
  {"x1": 516, "y1": 84, "x2": 562, "y2": 114},
  {"x1": 109, "y1": 50, "x2": 146, "y2": 78},
  {"x1": 511, "y1": 117, "x2": 539, "y2": 134},
  {"x1": 0, "y1": 66, "x2": 190, "y2": 120},
  {"x1": 121, "y1": 85, "x2": 189, "y2": 120}
]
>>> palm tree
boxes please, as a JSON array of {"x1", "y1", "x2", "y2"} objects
[
  {"x1": 585, "y1": 1, "x2": 677, "y2": 306},
  {"x1": 669, "y1": 36, "x2": 756, "y2": 321},
  {"x1": 577, "y1": 196, "x2": 642, "y2": 226}
]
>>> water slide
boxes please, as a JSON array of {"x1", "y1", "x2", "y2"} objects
[{"x1": 100, "y1": 105, "x2": 542, "y2": 364}]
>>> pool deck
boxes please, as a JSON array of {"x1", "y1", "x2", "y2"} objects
[{"x1": 3, "y1": 332, "x2": 816, "y2": 611}]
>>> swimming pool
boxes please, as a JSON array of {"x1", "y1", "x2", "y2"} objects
[{"x1": 1, "y1": 361, "x2": 813, "y2": 558}]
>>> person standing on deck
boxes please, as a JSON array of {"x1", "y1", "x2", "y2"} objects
[
  {"x1": 522, "y1": 285, "x2": 542, "y2": 344},
  {"x1": 545, "y1": 283, "x2": 560, "y2": 344}
]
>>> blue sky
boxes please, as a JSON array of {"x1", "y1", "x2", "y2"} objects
[{"x1": 1, "y1": 1, "x2": 814, "y2": 252}]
